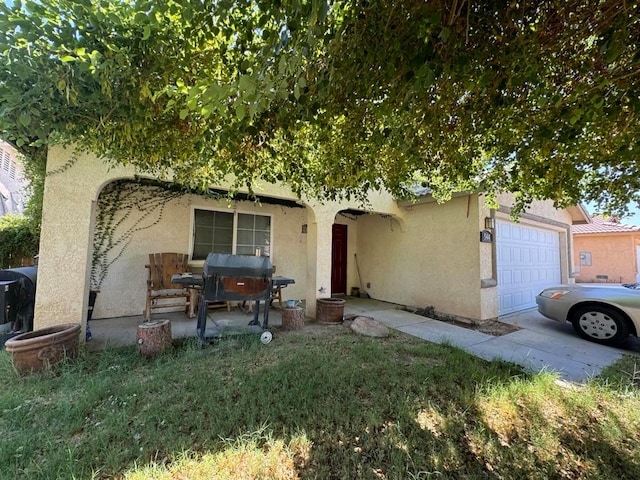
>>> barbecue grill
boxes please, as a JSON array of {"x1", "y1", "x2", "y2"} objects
[
  {"x1": 196, "y1": 253, "x2": 273, "y2": 345},
  {"x1": 0, "y1": 266, "x2": 37, "y2": 334}
]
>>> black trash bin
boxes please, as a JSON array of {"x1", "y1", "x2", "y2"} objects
[{"x1": 0, "y1": 266, "x2": 37, "y2": 334}]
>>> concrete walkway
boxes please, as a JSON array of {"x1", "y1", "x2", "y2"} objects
[
  {"x1": 88, "y1": 297, "x2": 640, "y2": 383},
  {"x1": 344, "y1": 297, "x2": 640, "y2": 383}
]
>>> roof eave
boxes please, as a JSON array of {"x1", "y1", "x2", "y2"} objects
[{"x1": 567, "y1": 203, "x2": 591, "y2": 224}]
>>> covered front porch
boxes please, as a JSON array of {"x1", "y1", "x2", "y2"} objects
[
  {"x1": 86, "y1": 296, "x2": 403, "y2": 350},
  {"x1": 34, "y1": 145, "x2": 405, "y2": 336}
]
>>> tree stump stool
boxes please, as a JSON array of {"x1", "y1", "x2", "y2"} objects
[
  {"x1": 281, "y1": 307, "x2": 305, "y2": 330},
  {"x1": 136, "y1": 319, "x2": 172, "y2": 358}
]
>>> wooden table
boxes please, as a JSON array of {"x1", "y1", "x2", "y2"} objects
[{"x1": 269, "y1": 276, "x2": 296, "y2": 308}]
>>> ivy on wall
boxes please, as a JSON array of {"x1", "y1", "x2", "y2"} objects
[{"x1": 91, "y1": 178, "x2": 189, "y2": 290}]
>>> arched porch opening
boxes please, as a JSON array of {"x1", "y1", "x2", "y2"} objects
[{"x1": 91, "y1": 178, "x2": 308, "y2": 321}]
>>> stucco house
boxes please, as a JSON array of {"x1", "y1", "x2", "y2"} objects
[
  {"x1": 33, "y1": 146, "x2": 589, "y2": 334},
  {"x1": 0, "y1": 140, "x2": 29, "y2": 217},
  {"x1": 572, "y1": 216, "x2": 640, "y2": 284}
]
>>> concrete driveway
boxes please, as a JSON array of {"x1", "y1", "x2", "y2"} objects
[{"x1": 345, "y1": 297, "x2": 640, "y2": 383}]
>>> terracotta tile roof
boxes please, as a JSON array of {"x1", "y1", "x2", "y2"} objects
[{"x1": 572, "y1": 216, "x2": 640, "y2": 234}]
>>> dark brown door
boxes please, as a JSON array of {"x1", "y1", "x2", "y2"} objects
[{"x1": 331, "y1": 224, "x2": 348, "y2": 294}]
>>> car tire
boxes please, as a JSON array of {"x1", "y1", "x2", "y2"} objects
[{"x1": 570, "y1": 305, "x2": 629, "y2": 346}]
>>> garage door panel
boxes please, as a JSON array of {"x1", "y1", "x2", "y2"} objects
[
  {"x1": 531, "y1": 269, "x2": 539, "y2": 282},
  {"x1": 513, "y1": 270, "x2": 522, "y2": 283},
  {"x1": 497, "y1": 221, "x2": 561, "y2": 315}
]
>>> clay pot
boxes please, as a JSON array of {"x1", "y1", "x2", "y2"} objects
[
  {"x1": 316, "y1": 298, "x2": 346, "y2": 324},
  {"x1": 4, "y1": 323, "x2": 81, "y2": 374}
]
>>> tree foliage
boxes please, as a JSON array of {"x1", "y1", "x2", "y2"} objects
[
  {"x1": 0, "y1": 214, "x2": 38, "y2": 268},
  {"x1": 0, "y1": 1, "x2": 638, "y2": 214}
]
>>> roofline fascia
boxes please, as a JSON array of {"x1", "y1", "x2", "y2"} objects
[{"x1": 396, "y1": 190, "x2": 475, "y2": 207}]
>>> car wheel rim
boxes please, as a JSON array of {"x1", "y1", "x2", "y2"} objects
[{"x1": 578, "y1": 311, "x2": 618, "y2": 339}]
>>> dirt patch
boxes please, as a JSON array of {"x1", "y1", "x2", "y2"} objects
[
  {"x1": 274, "y1": 309, "x2": 520, "y2": 339},
  {"x1": 407, "y1": 306, "x2": 520, "y2": 337},
  {"x1": 439, "y1": 317, "x2": 520, "y2": 336}
]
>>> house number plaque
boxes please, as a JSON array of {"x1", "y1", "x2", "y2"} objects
[{"x1": 480, "y1": 230, "x2": 493, "y2": 243}]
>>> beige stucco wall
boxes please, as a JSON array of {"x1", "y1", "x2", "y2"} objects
[
  {"x1": 35, "y1": 147, "x2": 135, "y2": 328},
  {"x1": 356, "y1": 195, "x2": 484, "y2": 319},
  {"x1": 300, "y1": 198, "x2": 403, "y2": 317},
  {"x1": 494, "y1": 193, "x2": 574, "y2": 224},
  {"x1": 573, "y1": 234, "x2": 640, "y2": 283}
]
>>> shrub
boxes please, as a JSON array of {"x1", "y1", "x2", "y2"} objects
[{"x1": 0, "y1": 214, "x2": 38, "y2": 268}]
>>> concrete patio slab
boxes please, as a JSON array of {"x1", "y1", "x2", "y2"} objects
[
  {"x1": 87, "y1": 307, "x2": 283, "y2": 351},
  {"x1": 343, "y1": 297, "x2": 402, "y2": 315}
]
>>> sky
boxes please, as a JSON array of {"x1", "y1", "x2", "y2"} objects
[
  {"x1": 585, "y1": 202, "x2": 640, "y2": 226},
  {"x1": 620, "y1": 207, "x2": 640, "y2": 226}
]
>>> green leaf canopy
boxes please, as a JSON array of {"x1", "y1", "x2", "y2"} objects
[{"x1": 0, "y1": 1, "x2": 638, "y2": 214}]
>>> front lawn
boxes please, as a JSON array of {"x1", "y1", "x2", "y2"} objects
[{"x1": 1, "y1": 325, "x2": 638, "y2": 479}]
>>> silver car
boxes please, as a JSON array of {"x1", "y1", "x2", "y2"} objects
[{"x1": 536, "y1": 283, "x2": 640, "y2": 346}]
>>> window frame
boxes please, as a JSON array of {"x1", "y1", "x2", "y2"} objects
[{"x1": 189, "y1": 206, "x2": 273, "y2": 262}]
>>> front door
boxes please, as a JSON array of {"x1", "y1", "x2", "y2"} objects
[
  {"x1": 331, "y1": 224, "x2": 348, "y2": 295},
  {"x1": 636, "y1": 246, "x2": 640, "y2": 283}
]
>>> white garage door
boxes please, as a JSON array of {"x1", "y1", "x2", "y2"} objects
[{"x1": 497, "y1": 220, "x2": 561, "y2": 315}]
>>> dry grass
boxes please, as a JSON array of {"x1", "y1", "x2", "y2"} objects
[{"x1": 1, "y1": 324, "x2": 639, "y2": 479}]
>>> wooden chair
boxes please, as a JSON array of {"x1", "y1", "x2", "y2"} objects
[
  {"x1": 144, "y1": 253, "x2": 191, "y2": 320},
  {"x1": 269, "y1": 284, "x2": 284, "y2": 308}
]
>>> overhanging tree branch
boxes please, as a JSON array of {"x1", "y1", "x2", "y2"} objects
[{"x1": 0, "y1": 0, "x2": 638, "y2": 216}]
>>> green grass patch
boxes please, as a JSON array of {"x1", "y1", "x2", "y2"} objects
[
  {"x1": 597, "y1": 354, "x2": 640, "y2": 389},
  {"x1": 1, "y1": 327, "x2": 639, "y2": 479}
]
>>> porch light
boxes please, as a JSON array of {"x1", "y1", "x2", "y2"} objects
[{"x1": 484, "y1": 217, "x2": 495, "y2": 230}]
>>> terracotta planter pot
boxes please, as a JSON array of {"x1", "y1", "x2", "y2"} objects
[
  {"x1": 317, "y1": 298, "x2": 346, "y2": 324},
  {"x1": 4, "y1": 323, "x2": 81, "y2": 374}
]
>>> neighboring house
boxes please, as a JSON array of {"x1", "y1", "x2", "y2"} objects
[
  {"x1": 0, "y1": 140, "x2": 29, "y2": 216},
  {"x1": 33, "y1": 145, "x2": 589, "y2": 333},
  {"x1": 572, "y1": 216, "x2": 640, "y2": 284}
]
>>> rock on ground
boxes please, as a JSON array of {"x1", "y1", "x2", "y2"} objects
[{"x1": 350, "y1": 316, "x2": 390, "y2": 338}]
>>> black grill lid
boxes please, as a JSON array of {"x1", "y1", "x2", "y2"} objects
[
  {"x1": 203, "y1": 253, "x2": 273, "y2": 278},
  {"x1": 0, "y1": 266, "x2": 37, "y2": 294}
]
